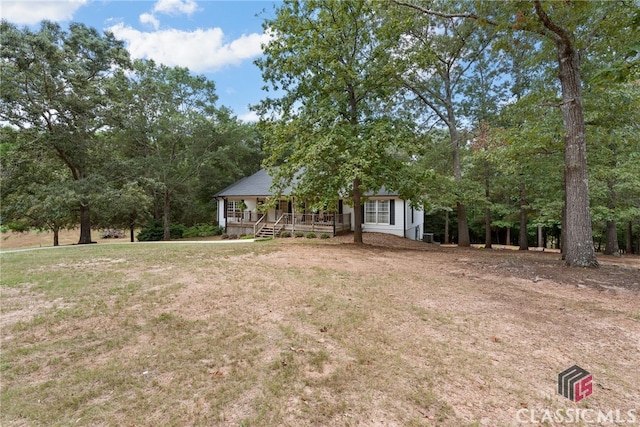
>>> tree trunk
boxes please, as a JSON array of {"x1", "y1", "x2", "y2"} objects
[
  {"x1": 604, "y1": 182, "x2": 620, "y2": 256},
  {"x1": 604, "y1": 221, "x2": 620, "y2": 256},
  {"x1": 444, "y1": 210, "x2": 450, "y2": 244},
  {"x1": 626, "y1": 221, "x2": 633, "y2": 254},
  {"x1": 484, "y1": 175, "x2": 491, "y2": 248},
  {"x1": 457, "y1": 203, "x2": 470, "y2": 246},
  {"x1": 53, "y1": 226, "x2": 60, "y2": 247},
  {"x1": 484, "y1": 207, "x2": 492, "y2": 248},
  {"x1": 506, "y1": 226, "x2": 511, "y2": 246},
  {"x1": 353, "y1": 178, "x2": 363, "y2": 244},
  {"x1": 541, "y1": 15, "x2": 598, "y2": 267},
  {"x1": 519, "y1": 183, "x2": 528, "y2": 251},
  {"x1": 163, "y1": 188, "x2": 171, "y2": 241},
  {"x1": 537, "y1": 224, "x2": 544, "y2": 249},
  {"x1": 130, "y1": 226, "x2": 135, "y2": 243},
  {"x1": 154, "y1": 189, "x2": 162, "y2": 219},
  {"x1": 561, "y1": 200, "x2": 567, "y2": 259},
  {"x1": 78, "y1": 202, "x2": 93, "y2": 244},
  {"x1": 448, "y1": 112, "x2": 469, "y2": 247}
]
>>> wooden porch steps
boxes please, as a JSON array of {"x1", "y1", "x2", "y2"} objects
[{"x1": 255, "y1": 224, "x2": 280, "y2": 238}]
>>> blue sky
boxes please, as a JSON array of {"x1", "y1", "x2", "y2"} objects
[{"x1": 1, "y1": 0, "x2": 280, "y2": 122}]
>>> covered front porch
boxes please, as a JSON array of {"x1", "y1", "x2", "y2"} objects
[
  {"x1": 275, "y1": 212, "x2": 351, "y2": 236},
  {"x1": 214, "y1": 169, "x2": 425, "y2": 241},
  {"x1": 225, "y1": 210, "x2": 351, "y2": 237}
]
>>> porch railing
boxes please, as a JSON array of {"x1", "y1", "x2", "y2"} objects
[
  {"x1": 334, "y1": 213, "x2": 351, "y2": 233},
  {"x1": 280, "y1": 213, "x2": 351, "y2": 233},
  {"x1": 227, "y1": 210, "x2": 264, "y2": 224}
]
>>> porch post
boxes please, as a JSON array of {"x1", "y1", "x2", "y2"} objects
[
  {"x1": 333, "y1": 213, "x2": 336, "y2": 236},
  {"x1": 223, "y1": 198, "x2": 228, "y2": 234}
]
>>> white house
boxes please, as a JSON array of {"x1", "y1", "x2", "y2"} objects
[{"x1": 214, "y1": 169, "x2": 424, "y2": 240}]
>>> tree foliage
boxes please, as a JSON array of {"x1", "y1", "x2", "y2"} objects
[
  {"x1": 387, "y1": 0, "x2": 507, "y2": 246},
  {"x1": 1, "y1": 129, "x2": 76, "y2": 245},
  {"x1": 115, "y1": 60, "x2": 262, "y2": 239},
  {"x1": 1, "y1": 7, "x2": 637, "y2": 258},
  {"x1": 392, "y1": 0, "x2": 639, "y2": 266},
  {"x1": 256, "y1": 0, "x2": 419, "y2": 243},
  {"x1": 0, "y1": 20, "x2": 130, "y2": 244},
  {"x1": 1, "y1": 21, "x2": 261, "y2": 243}
]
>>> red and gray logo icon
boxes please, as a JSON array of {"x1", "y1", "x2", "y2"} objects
[{"x1": 558, "y1": 365, "x2": 593, "y2": 402}]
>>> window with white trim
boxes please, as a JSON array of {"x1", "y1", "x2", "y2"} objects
[
  {"x1": 228, "y1": 200, "x2": 239, "y2": 212},
  {"x1": 365, "y1": 200, "x2": 389, "y2": 225}
]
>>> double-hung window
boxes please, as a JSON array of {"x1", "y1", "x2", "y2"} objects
[{"x1": 365, "y1": 200, "x2": 390, "y2": 225}]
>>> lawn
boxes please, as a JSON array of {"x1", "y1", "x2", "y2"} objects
[{"x1": 1, "y1": 235, "x2": 639, "y2": 426}]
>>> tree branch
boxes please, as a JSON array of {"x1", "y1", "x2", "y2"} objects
[
  {"x1": 533, "y1": 0, "x2": 571, "y2": 47},
  {"x1": 394, "y1": 0, "x2": 552, "y2": 40},
  {"x1": 538, "y1": 98, "x2": 575, "y2": 108},
  {"x1": 403, "y1": 81, "x2": 449, "y2": 125},
  {"x1": 391, "y1": 0, "x2": 497, "y2": 25}
]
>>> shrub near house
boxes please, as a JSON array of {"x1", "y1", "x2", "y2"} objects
[{"x1": 137, "y1": 220, "x2": 222, "y2": 241}]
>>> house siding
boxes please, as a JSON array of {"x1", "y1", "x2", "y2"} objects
[
  {"x1": 343, "y1": 197, "x2": 423, "y2": 239},
  {"x1": 404, "y1": 201, "x2": 423, "y2": 240},
  {"x1": 214, "y1": 170, "x2": 424, "y2": 240}
]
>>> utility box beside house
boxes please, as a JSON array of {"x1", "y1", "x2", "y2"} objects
[{"x1": 423, "y1": 232, "x2": 434, "y2": 243}]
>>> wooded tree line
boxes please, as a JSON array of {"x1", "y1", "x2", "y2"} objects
[
  {"x1": 1, "y1": 1, "x2": 639, "y2": 267},
  {"x1": 255, "y1": 0, "x2": 640, "y2": 266},
  {"x1": 1, "y1": 20, "x2": 262, "y2": 244}
]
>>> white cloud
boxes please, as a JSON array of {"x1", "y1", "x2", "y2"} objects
[
  {"x1": 153, "y1": 0, "x2": 198, "y2": 16},
  {"x1": 108, "y1": 23, "x2": 272, "y2": 73},
  {"x1": 136, "y1": 0, "x2": 199, "y2": 32},
  {"x1": 139, "y1": 13, "x2": 160, "y2": 30},
  {"x1": 1, "y1": 0, "x2": 87, "y2": 25},
  {"x1": 238, "y1": 110, "x2": 259, "y2": 123}
]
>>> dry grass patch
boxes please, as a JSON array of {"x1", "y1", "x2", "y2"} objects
[{"x1": 1, "y1": 237, "x2": 639, "y2": 426}]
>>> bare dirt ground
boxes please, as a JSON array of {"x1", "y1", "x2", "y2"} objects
[
  {"x1": 1, "y1": 230, "x2": 639, "y2": 426},
  {"x1": 0, "y1": 229, "x2": 133, "y2": 249},
  {"x1": 331, "y1": 233, "x2": 640, "y2": 292}
]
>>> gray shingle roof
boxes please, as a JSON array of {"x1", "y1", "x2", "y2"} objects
[
  {"x1": 214, "y1": 169, "x2": 398, "y2": 198},
  {"x1": 214, "y1": 169, "x2": 280, "y2": 197}
]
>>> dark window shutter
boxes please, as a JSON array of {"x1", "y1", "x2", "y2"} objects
[
  {"x1": 389, "y1": 200, "x2": 395, "y2": 225},
  {"x1": 223, "y1": 199, "x2": 228, "y2": 219},
  {"x1": 338, "y1": 199, "x2": 343, "y2": 214},
  {"x1": 361, "y1": 203, "x2": 365, "y2": 224}
]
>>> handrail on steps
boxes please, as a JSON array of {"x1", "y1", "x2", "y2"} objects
[
  {"x1": 253, "y1": 214, "x2": 266, "y2": 237},
  {"x1": 272, "y1": 214, "x2": 285, "y2": 237}
]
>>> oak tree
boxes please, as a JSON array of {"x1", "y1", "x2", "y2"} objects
[{"x1": 0, "y1": 20, "x2": 130, "y2": 244}]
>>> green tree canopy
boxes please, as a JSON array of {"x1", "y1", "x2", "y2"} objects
[
  {"x1": 0, "y1": 20, "x2": 131, "y2": 244},
  {"x1": 256, "y1": 0, "x2": 418, "y2": 243},
  {"x1": 393, "y1": 0, "x2": 639, "y2": 266}
]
